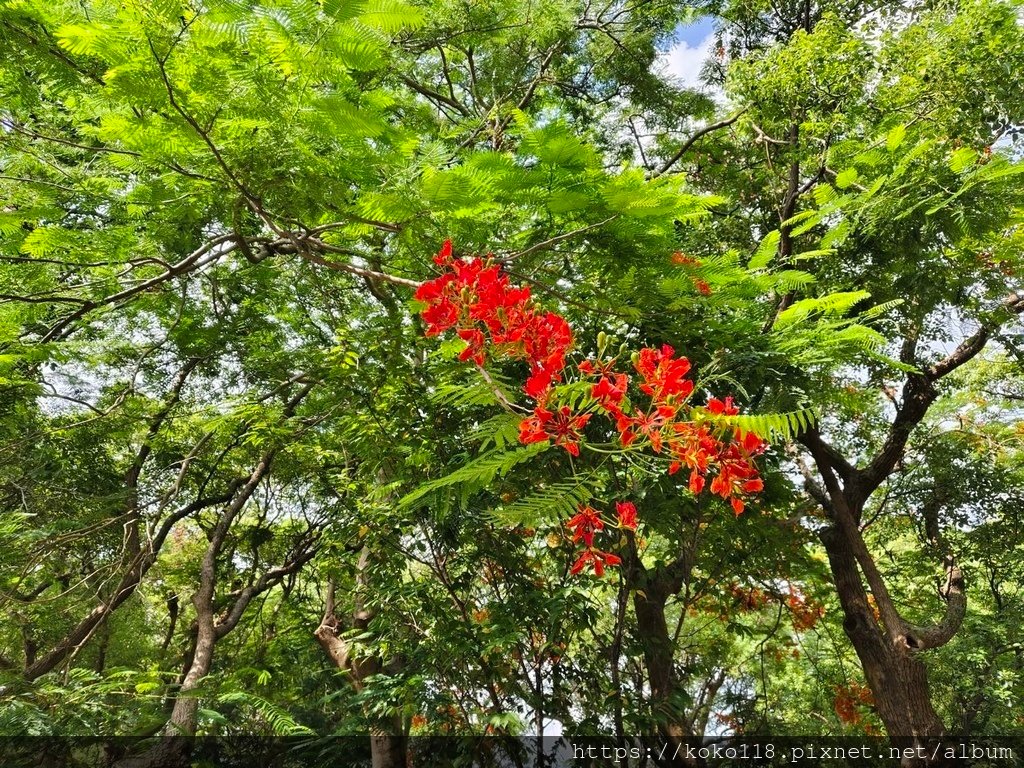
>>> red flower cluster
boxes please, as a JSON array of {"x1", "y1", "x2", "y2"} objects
[
  {"x1": 570, "y1": 548, "x2": 622, "y2": 577},
  {"x1": 729, "y1": 583, "x2": 771, "y2": 612},
  {"x1": 561, "y1": 505, "x2": 638, "y2": 577},
  {"x1": 415, "y1": 241, "x2": 572, "y2": 400},
  {"x1": 416, "y1": 241, "x2": 770, "y2": 578},
  {"x1": 566, "y1": 505, "x2": 603, "y2": 547},
  {"x1": 635, "y1": 344, "x2": 694, "y2": 402},
  {"x1": 786, "y1": 584, "x2": 825, "y2": 631},
  {"x1": 566, "y1": 504, "x2": 630, "y2": 577},
  {"x1": 519, "y1": 405, "x2": 591, "y2": 457},
  {"x1": 579, "y1": 346, "x2": 766, "y2": 516},
  {"x1": 834, "y1": 681, "x2": 876, "y2": 732},
  {"x1": 671, "y1": 251, "x2": 712, "y2": 295}
]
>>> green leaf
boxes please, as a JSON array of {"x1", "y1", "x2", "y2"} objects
[
  {"x1": 834, "y1": 168, "x2": 859, "y2": 189},
  {"x1": 749, "y1": 230, "x2": 780, "y2": 270},
  {"x1": 886, "y1": 124, "x2": 906, "y2": 152}
]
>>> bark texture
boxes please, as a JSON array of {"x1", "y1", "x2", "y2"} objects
[
  {"x1": 628, "y1": 539, "x2": 705, "y2": 768},
  {"x1": 315, "y1": 552, "x2": 408, "y2": 768}
]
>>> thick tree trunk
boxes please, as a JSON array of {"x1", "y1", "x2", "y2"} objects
[
  {"x1": 369, "y1": 725, "x2": 409, "y2": 768},
  {"x1": 801, "y1": 415, "x2": 971, "y2": 768},
  {"x1": 821, "y1": 527, "x2": 951, "y2": 768},
  {"x1": 316, "y1": 564, "x2": 408, "y2": 768},
  {"x1": 633, "y1": 583, "x2": 701, "y2": 768}
]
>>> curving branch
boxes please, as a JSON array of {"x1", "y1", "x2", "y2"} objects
[
  {"x1": 38, "y1": 233, "x2": 238, "y2": 343},
  {"x1": 803, "y1": 411, "x2": 968, "y2": 654},
  {"x1": 652, "y1": 111, "x2": 746, "y2": 178},
  {"x1": 399, "y1": 75, "x2": 471, "y2": 116},
  {"x1": 859, "y1": 293, "x2": 1024, "y2": 500},
  {"x1": 901, "y1": 557, "x2": 966, "y2": 651},
  {"x1": 498, "y1": 216, "x2": 619, "y2": 263}
]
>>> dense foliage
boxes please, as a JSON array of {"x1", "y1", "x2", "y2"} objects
[{"x1": 1, "y1": 0, "x2": 1023, "y2": 766}]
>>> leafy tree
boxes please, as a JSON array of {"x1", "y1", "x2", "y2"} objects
[{"x1": 1, "y1": 0, "x2": 1022, "y2": 767}]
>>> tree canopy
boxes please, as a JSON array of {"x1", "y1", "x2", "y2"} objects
[{"x1": 1, "y1": 0, "x2": 1023, "y2": 766}]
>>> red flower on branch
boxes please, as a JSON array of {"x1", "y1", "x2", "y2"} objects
[
  {"x1": 569, "y1": 548, "x2": 622, "y2": 577},
  {"x1": 708, "y1": 438, "x2": 767, "y2": 515},
  {"x1": 521, "y1": 312, "x2": 573, "y2": 400},
  {"x1": 457, "y1": 328, "x2": 486, "y2": 364},
  {"x1": 518, "y1": 405, "x2": 591, "y2": 456},
  {"x1": 706, "y1": 396, "x2": 739, "y2": 416},
  {"x1": 567, "y1": 504, "x2": 604, "y2": 546},
  {"x1": 616, "y1": 501, "x2": 638, "y2": 530},
  {"x1": 591, "y1": 372, "x2": 629, "y2": 416},
  {"x1": 634, "y1": 344, "x2": 694, "y2": 403},
  {"x1": 834, "y1": 682, "x2": 875, "y2": 729},
  {"x1": 787, "y1": 583, "x2": 825, "y2": 631},
  {"x1": 671, "y1": 251, "x2": 698, "y2": 266},
  {"x1": 617, "y1": 407, "x2": 674, "y2": 453},
  {"x1": 415, "y1": 241, "x2": 573, "y2": 402},
  {"x1": 433, "y1": 239, "x2": 454, "y2": 265},
  {"x1": 416, "y1": 241, "x2": 770, "y2": 571}
]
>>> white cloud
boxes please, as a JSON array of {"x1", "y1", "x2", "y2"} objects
[{"x1": 660, "y1": 31, "x2": 717, "y2": 91}]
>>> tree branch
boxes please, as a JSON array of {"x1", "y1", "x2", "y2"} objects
[{"x1": 652, "y1": 111, "x2": 745, "y2": 178}]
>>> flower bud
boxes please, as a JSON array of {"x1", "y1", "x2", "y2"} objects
[{"x1": 596, "y1": 331, "x2": 608, "y2": 357}]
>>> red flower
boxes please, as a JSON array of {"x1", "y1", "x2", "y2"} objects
[
  {"x1": 634, "y1": 345, "x2": 694, "y2": 403},
  {"x1": 569, "y1": 548, "x2": 622, "y2": 577},
  {"x1": 615, "y1": 413, "x2": 636, "y2": 446},
  {"x1": 741, "y1": 430, "x2": 766, "y2": 454},
  {"x1": 706, "y1": 396, "x2": 739, "y2": 416},
  {"x1": 834, "y1": 682, "x2": 874, "y2": 728},
  {"x1": 671, "y1": 252, "x2": 700, "y2": 266},
  {"x1": 433, "y1": 239, "x2": 454, "y2": 265},
  {"x1": 668, "y1": 422, "x2": 719, "y2": 475},
  {"x1": 592, "y1": 372, "x2": 628, "y2": 415},
  {"x1": 457, "y1": 328, "x2": 486, "y2": 364},
  {"x1": 524, "y1": 312, "x2": 573, "y2": 374},
  {"x1": 420, "y1": 297, "x2": 458, "y2": 336},
  {"x1": 524, "y1": 367, "x2": 556, "y2": 401},
  {"x1": 616, "y1": 501, "x2": 638, "y2": 530},
  {"x1": 451, "y1": 256, "x2": 485, "y2": 286},
  {"x1": 666, "y1": 419, "x2": 766, "y2": 512},
  {"x1": 518, "y1": 407, "x2": 550, "y2": 445},
  {"x1": 567, "y1": 504, "x2": 603, "y2": 547},
  {"x1": 787, "y1": 584, "x2": 825, "y2": 631},
  {"x1": 626, "y1": 409, "x2": 666, "y2": 452},
  {"x1": 518, "y1": 406, "x2": 591, "y2": 456},
  {"x1": 518, "y1": 313, "x2": 574, "y2": 401}
]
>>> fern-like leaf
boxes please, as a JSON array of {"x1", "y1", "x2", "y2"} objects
[
  {"x1": 399, "y1": 443, "x2": 549, "y2": 510},
  {"x1": 487, "y1": 476, "x2": 596, "y2": 528},
  {"x1": 721, "y1": 409, "x2": 817, "y2": 441}
]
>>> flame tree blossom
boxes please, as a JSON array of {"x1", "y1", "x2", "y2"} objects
[{"x1": 415, "y1": 241, "x2": 768, "y2": 576}]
